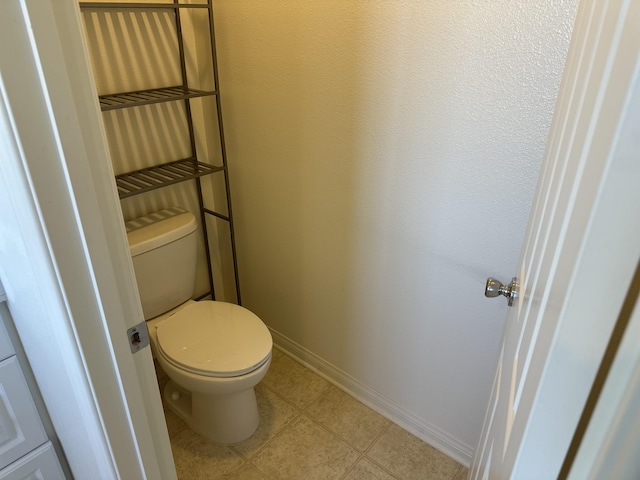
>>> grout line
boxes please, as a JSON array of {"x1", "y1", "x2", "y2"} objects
[
  {"x1": 263, "y1": 353, "x2": 333, "y2": 412},
  {"x1": 231, "y1": 385, "x2": 305, "y2": 463},
  {"x1": 164, "y1": 350, "x2": 464, "y2": 480},
  {"x1": 260, "y1": 381, "x2": 304, "y2": 413},
  {"x1": 279, "y1": 346, "x2": 334, "y2": 410},
  {"x1": 301, "y1": 411, "x2": 360, "y2": 450},
  {"x1": 291, "y1": 412, "x2": 363, "y2": 480},
  {"x1": 365, "y1": 422, "x2": 391, "y2": 455},
  {"x1": 271, "y1": 333, "x2": 473, "y2": 465},
  {"x1": 453, "y1": 464, "x2": 467, "y2": 480},
  {"x1": 360, "y1": 423, "x2": 406, "y2": 480},
  {"x1": 300, "y1": 381, "x2": 333, "y2": 413},
  {"x1": 336, "y1": 426, "x2": 384, "y2": 480},
  {"x1": 337, "y1": 452, "x2": 366, "y2": 480},
  {"x1": 314, "y1": 412, "x2": 397, "y2": 480},
  {"x1": 242, "y1": 410, "x2": 305, "y2": 460},
  {"x1": 245, "y1": 463, "x2": 269, "y2": 480},
  {"x1": 245, "y1": 354, "x2": 397, "y2": 479},
  {"x1": 249, "y1": 459, "x2": 272, "y2": 480}
]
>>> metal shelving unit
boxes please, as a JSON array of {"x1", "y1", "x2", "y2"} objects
[{"x1": 80, "y1": 0, "x2": 241, "y2": 303}]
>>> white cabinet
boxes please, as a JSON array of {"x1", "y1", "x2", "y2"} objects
[
  {"x1": 0, "y1": 442, "x2": 64, "y2": 480},
  {"x1": 0, "y1": 280, "x2": 66, "y2": 478},
  {"x1": 0, "y1": 319, "x2": 14, "y2": 363},
  {"x1": 0, "y1": 357, "x2": 47, "y2": 468}
]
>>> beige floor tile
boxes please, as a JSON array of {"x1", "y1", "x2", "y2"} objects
[
  {"x1": 163, "y1": 404, "x2": 189, "y2": 439},
  {"x1": 271, "y1": 348, "x2": 285, "y2": 361},
  {"x1": 367, "y1": 424, "x2": 460, "y2": 480},
  {"x1": 251, "y1": 415, "x2": 359, "y2": 480},
  {"x1": 344, "y1": 458, "x2": 398, "y2": 480},
  {"x1": 220, "y1": 463, "x2": 267, "y2": 480},
  {"x1": 261, "y1": 351, "x2": 330, "y2": 409},
  {"x1": 230, "y1": 384, "x2": 299, "y2": 459},
  {"x1": 171, "y1": 427, "x2": 245, "y2": 480},
  {"x1": 453, "y1": 466, "x2": 469, "y2": 480},
  {"x1": 161, "y1": 352, "x2": 464, "y2": 480},
  {"x1": 306, "y1": 386, "x2": 390, "y2": 451}
]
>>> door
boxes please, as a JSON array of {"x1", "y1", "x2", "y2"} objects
[
  {"x1": 0, "y1": 1, "x2": 176, "y2": 478},
  {"x1": 470, "y1": 1, "x2": 640, "y2": 478}
]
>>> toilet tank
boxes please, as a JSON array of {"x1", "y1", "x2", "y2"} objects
[{"x1": 126, "y1": 207, "x2": 198, "y2": 320}]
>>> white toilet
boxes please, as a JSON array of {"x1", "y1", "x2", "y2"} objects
[{"x1": 126, "y1": 207, "x2": 272, "y2": 445}]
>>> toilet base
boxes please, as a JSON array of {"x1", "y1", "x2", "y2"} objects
[{"x1": 164, "y1": 380, "x2": 260, "y2": 445}]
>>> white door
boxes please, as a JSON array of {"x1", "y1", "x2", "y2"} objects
[
  {"x1": 470, "y1": 1, "x2": 640, "y2": 478},
  {"x1": 0, "y1": 1, "x2": 176, "y2": 478}
]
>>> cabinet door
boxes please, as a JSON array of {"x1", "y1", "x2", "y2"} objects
[
  {"x1": 0, "y1": 307, "x2": 15, "y2": 362},
  {"x1": 0, "y1": 442, "x2": 65, "y2": 480},
  {"x1": 0, "y1": 357, "x2": 46, "y2": 468}
]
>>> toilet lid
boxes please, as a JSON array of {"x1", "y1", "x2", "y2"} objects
[{"x1": 155, "y1": 301, "x2": 272, "y2": 378}]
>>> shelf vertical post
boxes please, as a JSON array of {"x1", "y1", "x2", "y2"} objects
[
  {"x1": 172, "y1": 0, "x2": 216, "y2": 300},
  {"x1": 207, "y1": 0, "x2": 242, "y2": 305}
]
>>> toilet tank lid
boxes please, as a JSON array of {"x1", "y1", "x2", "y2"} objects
[{"x1": 126, "y1": 207, "x2": 197, "y2": 257}]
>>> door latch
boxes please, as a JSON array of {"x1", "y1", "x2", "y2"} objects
[{"x1": 127, "y1": 322, "x2": 150, "y2": 353}]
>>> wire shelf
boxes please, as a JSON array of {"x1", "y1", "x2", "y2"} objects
[
  {"x1": 99, "y1": 86, "x2": 216, "y2": 111},
  {"x1": 80, "y1": 2, "x2": 210, "y2": 10},
  {"x1": 115, "y1": 158, "x2": 223, "y2": 198}
]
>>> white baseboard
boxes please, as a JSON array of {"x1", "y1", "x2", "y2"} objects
[{"x1": 269, "y1": 328, "x2": 473, "y2": 467}]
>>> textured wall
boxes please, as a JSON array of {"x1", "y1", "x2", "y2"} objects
[{"x1": 213, "y1": 0, "x2": 577, "y2": 456}]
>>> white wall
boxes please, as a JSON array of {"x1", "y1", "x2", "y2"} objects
[{"x1": 213, "y1": 0, "x2": 577, "y2": 458}]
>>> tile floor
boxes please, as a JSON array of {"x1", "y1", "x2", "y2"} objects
[{"x1": 157, "y1": 348, "x2": 468, "y2": 480}]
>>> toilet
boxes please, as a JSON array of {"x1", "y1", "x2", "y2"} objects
[{"x1": 126, "y1": 207, "x2": 272, "y2": 445}]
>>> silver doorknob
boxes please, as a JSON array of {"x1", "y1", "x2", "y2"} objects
[{"x1": 485, "y1": 277, "x2": 518, "y2": 306}]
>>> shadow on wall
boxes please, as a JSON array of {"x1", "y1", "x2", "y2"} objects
[{"x1": 81, "y1": 7, "x2": 237, "y2": 301}]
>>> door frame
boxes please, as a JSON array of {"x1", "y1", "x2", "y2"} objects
[
  {"x1": 1, "y1": 0, "x2": 638, "y2": 478},
  {"x1": 0, "y1": 1, "x2": 175, "y2": 478}
]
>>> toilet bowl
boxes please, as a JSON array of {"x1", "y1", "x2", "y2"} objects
[
  {"x1": 126, "y1": 208, "x2": 273, "y2": 445},
  {"x1": 148, "y1": 300, "x2": 272, "y2": 444}
]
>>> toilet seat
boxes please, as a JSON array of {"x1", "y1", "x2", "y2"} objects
[{"x1": 156, "y1": 301, "x2": 272, "y2": 378}]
